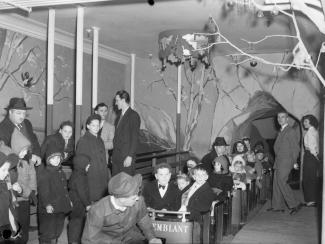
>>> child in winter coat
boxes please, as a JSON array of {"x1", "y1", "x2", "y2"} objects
[
  {"x1": 67, "y1": 154, "x2": 91, "y2": 244},
  {"x1": 38, "y1": 144, "x2": 72, "y2": 244},
  {"x1": 176, "y1": 173, "x2": 192, "y2": 194},
  {"x1": 179, "y1": 165, "x2": 215, "y2": 221},
  {"x1": 10, "y1": 128, "x2": 37, "y2": 244},
  {"x1": 0, "y1": 151, "x2": 21, "y2": 242},
  {"x1": 41, "y1": 121, "x2": 74, "y2": 165},
  {"x1": 208, "y1": 156, "x2": 233, "y2": 201},
  {"x1": 230, "y1": 155, "x2": 247, "y2": 190}
]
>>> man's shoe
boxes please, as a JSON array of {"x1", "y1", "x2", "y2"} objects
[
  {"x1": 289, "y1": 203, "x2": 303, "y2": 215},
  {"x1": 266, "y1": 208, "x2": 285, "y2": 213}
]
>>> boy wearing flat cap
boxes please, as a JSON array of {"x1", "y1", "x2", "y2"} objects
[{"x1": 82, "y1": 172, "x2": 162, "y2": 244}]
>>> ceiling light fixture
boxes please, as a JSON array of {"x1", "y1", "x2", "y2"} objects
[{"x1": 147, "y1": 0, "x2": 154, "y2": 6}]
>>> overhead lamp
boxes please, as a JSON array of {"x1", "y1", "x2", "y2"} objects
[{"x1": 147, "y1": 0, "x2": 154, "y2": 6}]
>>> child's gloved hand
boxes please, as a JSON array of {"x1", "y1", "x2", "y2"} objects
[
  {"x1": 178, "y1": 205, "x2": 187, "y2": 212},
  {"x1": 12, "y1": 183, "x2": 22, "y2": 194},
  {"x1": 46, "y1": 205, "x2": 54, "y2": 214}
]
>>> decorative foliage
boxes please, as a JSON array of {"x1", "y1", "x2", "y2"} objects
[
  {"x1": 190, "y1": 0, "x2": 325, "y2": 86},
  {"x1": 158, "y1": 29, "x2": 212, "y2": 70},
  {"x1": 149, "y1": 56, "x2": 219, "y2": 151}
]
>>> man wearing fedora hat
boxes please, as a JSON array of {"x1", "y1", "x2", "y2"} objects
[
  {"x1": 201, "y1": 137, "x2": 230, "y2": 174},
  {"x1": 0, "y1": 97, "x2": 42, "y2": 244},
  {"x1": 82, "y1": 172, "x2": 162, "y2": 244},
  {"x1": 0, "y1": 97, "x2": 41, "y2": 166}
]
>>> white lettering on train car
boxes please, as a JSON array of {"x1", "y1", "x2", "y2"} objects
[{"x1": 152, "y1": 223, "x2": 189, "y2": 233}]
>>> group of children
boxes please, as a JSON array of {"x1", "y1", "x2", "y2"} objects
[
  {"x1": 142, "y1": 137, "x2": 274, "y2": 223},
  {"x1": 0, "y1": 121, "x2": 75, "y2": 244},
  {"x1": 0, "y1": 129, "x2": 274, "y2": 243},
  {"x1": 229, "y1": 138, "x2": 273, "y2": 192}
]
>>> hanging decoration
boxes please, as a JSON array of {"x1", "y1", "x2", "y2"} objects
[{"x1": 158, "y1": 29, "x2": 212, "y2": 71}]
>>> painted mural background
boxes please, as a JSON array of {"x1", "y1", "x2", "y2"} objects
[
  {"x1": 0, "y1": 28, "x2": 126, "y2": 144},
  {"x1": 134, "y1": 7, "x2": 323, "y2": 158}
]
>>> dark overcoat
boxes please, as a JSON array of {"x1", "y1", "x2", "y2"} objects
[
  {"x1": 0, "y1": 181, "x2": 11, "y2": 227},
  {"x1": 187, "y1": 182, "x2": 215, "y2": 221},
  {"x1": 68, "y1": 154, "x2": 91, "y2": 218},
  {"x1": 41, "y1": 132, "x2": 74, "y2": 164},
  {"x1": 201, "y1": 150, "x2": 217, "y2": 174},
  {"x1": 76, "y1": 131, "x2": 109, "y2": 202},
  {"x1": 0, "y1": 117, "x2": 41, "y2": 156},
  {"x1": 112, "y1": 107, "x2": 140, "y2": 176},
  {"x1": 37, "y1": 165, "x2": 72, "y2": 214}
]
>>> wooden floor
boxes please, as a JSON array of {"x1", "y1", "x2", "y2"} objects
[{"x1": 231, "y1": 191, "x2": 320, "y2": 244}]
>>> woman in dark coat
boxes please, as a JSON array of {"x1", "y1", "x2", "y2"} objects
[
  {"x1": 67, "y1": 154, "x2": 91, "y2": 244},
  {"x1": 75, "y1": 114, "x2": 109, "y2": 203},
  {"x1": 41, "y1": 121, "x2": 74, "y2": 164}
]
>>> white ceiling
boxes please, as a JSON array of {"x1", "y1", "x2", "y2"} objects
[{"x1": 11, "y1": 0, "x2": 297, "y2": 58}]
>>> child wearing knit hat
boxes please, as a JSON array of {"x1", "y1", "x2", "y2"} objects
[
  {"x1": 230, "y1": 155, "x2": 247, "y2": 190},
  {"x1": 37, "y1": 143, "x2": 72, "y2": 244},
  {"x1": 10, "y1": 127, "x2": 37, "y2": 244}
]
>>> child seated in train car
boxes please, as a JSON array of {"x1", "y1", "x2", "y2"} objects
[
  {"x1": 179, "y1": 165, "x2": 215, "y2": 221},
  {"x1": 255, "y1": 148, "x2": 273, "y2": 200},
  {"x1": 176, "y1": 173, "x2": 192, "y2": 194},
  {"x1": 242, "y1": 137, "x2": 253, "y2": 154},
  {"x1": 183, "y1": 156, "x2": 200, "y2": 180},
  {"x1": 245, "y1": 152, "x2": 264, "y2": 189},
  {"x1": 253, "y1": 141, "x2": 274, "y2": 166},
  {"x1": 232, "y1": 140, "x2": 248, "y2": 159},
  {"x1": 248, "y1": 152, "x2": 264, "y2": 188},
  {"x1": 208, "y1": 155, "x2": 233, "y2": 201},
  {"x1": 142, "y1": 163, "x2": 181, "y2": 211},
  {"x1": 229, "y1": 155, "x2": 247, "y2": 190},
  {"x1": 255, "y1": 148, "x2": 273, "y2": 175}
]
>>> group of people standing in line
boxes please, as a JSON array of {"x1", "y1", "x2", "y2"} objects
[
  {"x1": 0, "y1": 90, "x2": 155, "y2": 244},
  {"x1": 0, "y1": 90, "x2": 321, "y2": 244}
]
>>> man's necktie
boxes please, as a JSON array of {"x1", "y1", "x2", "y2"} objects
[
  {"x1": 159, "y1": 184, "x2": 166, "y2": 190},
  {"x1": 16, "y1": 123, "x2": 22, "y2": 131}
]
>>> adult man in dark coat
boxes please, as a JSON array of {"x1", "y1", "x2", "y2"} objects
[
  {"x1": 268, "y1": 111, "x2": 302, "y2": 215},
  {"x1": 0, "y1": 97, "x2": 41, "y2": 243},
  {"x1": 201, "y1": 137, "x2": 229, "y2": 174},
  {"x1": 82, "y1": 172, "x2": 162, "y2": 244},
  {"x1": 0, "y1": 97, "x2": 41, "y2": 165},
  {"x1": 112, "y1": 90, "x2": 141, "y2": 176}
]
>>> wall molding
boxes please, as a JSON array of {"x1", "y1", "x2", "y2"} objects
[{"x1": 0, "y1": 13, "x2": 130, "y2": 64}]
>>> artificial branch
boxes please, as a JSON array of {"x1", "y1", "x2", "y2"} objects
[{"x1": 192, "y1": 0, "x2": 325, "y2": 86}]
